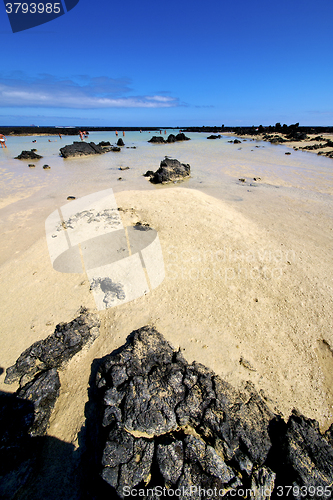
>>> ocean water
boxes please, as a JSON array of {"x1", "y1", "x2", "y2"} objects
[{"x1": 1, "y1": 129, "x2": 333, "y2": 207}]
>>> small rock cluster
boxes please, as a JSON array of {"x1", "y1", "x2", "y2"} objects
[{"x1": 148, "y1": 133, "x2": 190, "y2": 144}]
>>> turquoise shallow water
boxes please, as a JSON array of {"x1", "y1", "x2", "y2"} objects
[
  {"x1": 1, "y1": 129, "x2": 333, "y2": 206},
  {"x1": 1, "y1": 128, "x2": 332, "y2": 255}
]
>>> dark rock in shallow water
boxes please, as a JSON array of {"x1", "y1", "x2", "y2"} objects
[
  {"x1": 116, "y1": 138, "x2": 125, "y2": 147},
  {"x1": 98, "y1": 141, "x2": 111, "y2": 147},
  {"x1": 166, "y1": 133, "x2": 176, "y2": 143},
  {"x1": 148, "y1": 136, "x2": 166, "y2": 144},
  {"x1": 149, "y1": 133, "x2": 190, "y2": 144},
  {"x1": 175, "y1": 132, "x2": 190, "y2": 141},
  {"x1": 143, "y1": 170, "x2": 154, "y2": 177},
  {"x1": 149, "y1": 157, "x2": 190, "y2": 184},
  {"x1": 15, "y1": 150, "x2": 43, "y2": 160},
  {"x1": 5, "y1": 308, "x2": 100, "y2": 386},
  {"x1": 60, "y1": 141, "x2": 112, "y2": 158},
  {"x1": 233, "y1": 139, "x2": 241, "y2": 144},
  {"x1": 207, "y1": 134, "x2": 221, "y2": 139},
  {"x1": 90, "y1": 326, "x2": 333, "y2": 500}
]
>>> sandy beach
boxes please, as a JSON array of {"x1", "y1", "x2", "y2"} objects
[{"x1": 1, "y1": 133, "x2": 333, "y2": 493}]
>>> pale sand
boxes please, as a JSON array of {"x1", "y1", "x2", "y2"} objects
[{"x1": 1, "y1": 183, "x2": 333, "y2": 454}]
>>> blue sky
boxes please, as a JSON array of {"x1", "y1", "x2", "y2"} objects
[{"x1": 0, "y1": 0, "x2": 332, "y2": 126}]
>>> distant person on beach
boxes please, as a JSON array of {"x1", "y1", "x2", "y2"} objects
[
  {"x1": 59, "y1": 133, "x2": 62, "y2": 139},
  {"x1": 0, "y1": 133, "x2": 7, "y2": 148},
  {"x1": 115, "y1": 130, "x2": 118, "y2": 136},
  {"x1": 79, "y1": 130, "x2": 84, "y2": 141}
]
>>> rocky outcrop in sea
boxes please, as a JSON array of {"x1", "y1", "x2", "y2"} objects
[
  {"x1": 148, "y1": 133, "x2": 190, "y2": 144},
  {"x1": 15, "y1": 150, "x2": 43, "y2": 160},
  {"x1": 145, "y1": 157, "x2": 190, "y2": 184},
  {"x1": 60, "y1": 142, "x2": 119, "y2": 158}
]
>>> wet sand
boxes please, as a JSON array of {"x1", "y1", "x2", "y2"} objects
[{"x1": 1, "y1": 136, "x2": 333, "y2": 458}]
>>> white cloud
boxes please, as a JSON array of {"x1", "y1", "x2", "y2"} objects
[{"x1": 0, "y1": 73, "x2": 181, "y2": 109}]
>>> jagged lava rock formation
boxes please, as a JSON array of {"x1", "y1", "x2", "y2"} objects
[
  {"x1": 60, "y1": 141, "x2": 119, "y2": 158},
  {"x1": 5, "y1": 307, "x2": 100, "y2": 387},
  {"x1": 93, "y1": 326, "x2": 333, "y2": 500},
  {"x1": 147, "y1": 157, "x2": 190, "y2": 184},
  {"x1": 1, "y1": 308, "x2": 100, "y2": 499}
]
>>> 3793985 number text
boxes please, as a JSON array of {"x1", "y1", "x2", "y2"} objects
[{"x1": 5, "y1": 3, "x2": 61, "y2": 14}]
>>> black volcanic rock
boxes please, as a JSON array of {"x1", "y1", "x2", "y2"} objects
[
  {"x1": 90, "y1": 327, "x2": 333, "y2": 500},
  {"x1": 143, "y1": 170, "x2": 154, "y2": 177},
  {"x1": 116, "y1": 139, "x2": 125, "y2": 147},
  {"x1": 149, "y1": 157, "x2": 190, "y2": 184},
  {"x1": 166, "y1": 134, "x2": 176, "y2": 143},
  {"x1": 15, "y1": 150, "x2": 43, "y2": 160},
  {"x1": 149, "y1": 133, "x2": 190, "y2": 144},
  {"x1": 148, "y1": 136, "x2": 166, "y2": 144},
  {"x1": 286, "y1": 131, "x2": 308, "y2": 141},
  {"x1": 5, "y1": 308, "x2": 100, "y2": 387},
  {"x1": 93, "y1": 327, "x2": 273, "y2": 498},
  {"x1": 207, "y1": 135, "x2": 221, "y2": 139},
  {"x1": 98, "y1": 141, "x2": 111, "y2": 147},
  {"x1": 0, "y1": 369, "x2": 61, "y2": 498},
  {"x1": 175, "y1": 132, "x2": 190, "y2": 141},
  {"x1": 16, "y1": 368, "x2": 60, "y2": 437},
  {"x1": 275, "y1": 411, "x2": 333, "y2": 495},
  {"x1": 233, "y1": 139, "x2": 241, "y2": 144},
  {"x1": 60, "y1": 142, "x2": 112, "y2": 158}
]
